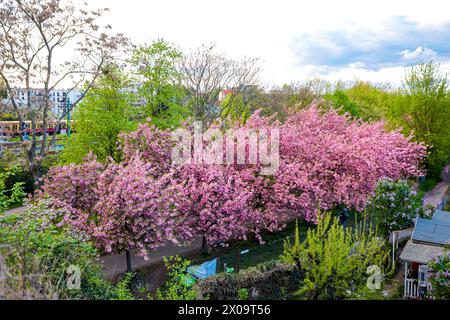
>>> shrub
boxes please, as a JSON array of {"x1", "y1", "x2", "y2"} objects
[
  {"x1": 428, "y1": 245, "x2": 450, "y2": 300},
  {"x1": 282, "y1": 213, "x2": 390, "y2": 300},
  {"x1": 0, "y1": 205, "x2": 117, "y2": 300},
  {"x1": 0, "y1": 166, "x2": 26, "y2": 211},
  {"x1": 237, "y1": 288, "x2": 249, "y2": 300},
  {"x1": 194, "y1": 262, "x2": 301, "y2": 300},
  {"x1": 156, "y1": 256, "x2": 198, "y2": 300},
  {"x1": 366, "y1": 179, "x2": 423, "y2": 237},
  {"x1": 115, "y1": 273, "x2": 137, "y2": 300}
]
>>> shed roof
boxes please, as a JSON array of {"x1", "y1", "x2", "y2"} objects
[
  {"x1": 411, "y1": 210, "x2": 450, "y2": 246},
  {"x1": 399, "y1": 240, "x2": 444, "y2": 264}
]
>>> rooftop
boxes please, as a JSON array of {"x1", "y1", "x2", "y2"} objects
[
  {"x1": 400, "y1": 240, "x2": 444, "y2": 264},
  {"x1": 411, "y1": 210, "x2": 450, "y2": 246}
]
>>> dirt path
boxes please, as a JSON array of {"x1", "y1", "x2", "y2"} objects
[
  {"x1": 3, "y1": 205, "x2": 27, "y2": 216},
  {"x1": 423, "y1": 180, "x2": 449, "y2": 208},
  {"x1": 383, "y1": 256, "x2": 406, "y2": 299},
  {"x1": 100, "y1": 237, "x2": 203, "y2": 281}
]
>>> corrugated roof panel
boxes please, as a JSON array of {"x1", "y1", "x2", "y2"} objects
[
  {"x1": 415, "y1": 218, "x2": 435, "y2": 231},
  {"x1": 435, "y1": 225, "x2": 450, "y2": 235},
  {"x1": 411, "y1": 211, "x2": 450, "y2": 246},
  {"x1": 433, "y1": 211, "x2": 450, "y2": 226}
]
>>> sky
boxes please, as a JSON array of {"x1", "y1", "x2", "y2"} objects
[{"x1": 93, "y1": 0, "x2": 450, "y2": 86}]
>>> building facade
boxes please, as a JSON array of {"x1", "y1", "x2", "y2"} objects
[{"x1": 5, "y1": 88, "x2": 82, "y2": 118}]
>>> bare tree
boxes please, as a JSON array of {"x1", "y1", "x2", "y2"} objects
[
  {"x1": 0, "y1": 0, "x2": 129, "y2": 179},
  {"x1": 180, "y1": 44, "x2": 261, "y2": 125}
]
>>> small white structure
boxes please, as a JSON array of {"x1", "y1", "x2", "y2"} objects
[{"x1": 400, "y1": 210, "x2": 450, "y2": 299}]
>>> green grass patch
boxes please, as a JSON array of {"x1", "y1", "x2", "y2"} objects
[
  {"x1": 190, "y1": 220, "x2": 314, "y2": 273},
  {"x1": 419, "y1": 177, "x2": 439, "y2": 193}
]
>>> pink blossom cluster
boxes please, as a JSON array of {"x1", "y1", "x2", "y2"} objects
[
  {"x1": 39, "y1": 106, "x2": 426, "y2": 256},
  {"x1": 270, "y1": 106, "x2": 426, "y2": 222}
]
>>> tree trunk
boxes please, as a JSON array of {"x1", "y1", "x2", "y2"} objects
[
  {"x1": 125, "y1": 250, "x2": 132, "y2": 273},
  {"x1": 201, "y1": 235, "x2": 208, "y2": 253},
  {"x1": 29, "y1": 161, "x2": 40, "y2": 182}
]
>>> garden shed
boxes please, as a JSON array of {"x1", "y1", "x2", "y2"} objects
[{"x1": 400, "y1": 210, "x2": 450, "y2": 299}]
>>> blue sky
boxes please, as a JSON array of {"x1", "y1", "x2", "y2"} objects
[
  {"x1": 95, "y1": 0, "x2": 450, "y2": 85},
  {"x1": 290, "y1": 16, "x2": 450, "y2": 71}
]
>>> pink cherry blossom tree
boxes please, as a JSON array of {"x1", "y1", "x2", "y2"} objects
[
  {"x1": 38, "y1": 154, "x2": 105, "y2": 231},
  {"x1": 91, "y1": 156, "x2": 192, "y2": 271},
  {"x1": 39, "y1": 104, "x2": 427, "y2": 262},
  {"x1": 168, "y1": 164, "x2": 274, "y2": 251},
  {"x1": 267, "y1": 106, "x2": 427, "y2": 222},
  {"x1": 40, "y1": 154, "x2": 191, "y2": 271}
]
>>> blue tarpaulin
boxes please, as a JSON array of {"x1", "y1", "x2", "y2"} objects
[{"x1": 187, "y1": 258, "x2": 217, "y2": 279}]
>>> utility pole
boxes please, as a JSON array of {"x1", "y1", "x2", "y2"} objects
[{"x1": 66, "y1": 97, "x2": 71, "y2": 138}]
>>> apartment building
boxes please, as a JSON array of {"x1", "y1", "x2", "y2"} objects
[{"x1": 5, "y1": 88, "x2": 82, "y2": 117}]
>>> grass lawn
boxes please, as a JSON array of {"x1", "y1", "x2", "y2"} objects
[{"x1": 189, "y1": 219, "x2": 314, "y2": 273}]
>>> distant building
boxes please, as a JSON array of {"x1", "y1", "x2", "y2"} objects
[
  {"x1": 217, "y1": 85, "x2": 260, "y2": 105},
  {"x1": 48, "y1": 89, "x2": 83, "y2": 116},
  {"x1": 4, "y1": 88, "x2": 82, "y2": 118},
  {"x1": 218, "y1": 89, "x2": 233, "y2": 103}
]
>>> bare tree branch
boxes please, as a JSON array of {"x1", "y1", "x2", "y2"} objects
[
  {"x1": 0, "y1": 0, "x2": 130, "y2": 179},
  {"x1": 180, "y1": 44, "x2": 261, "y2": 126}
]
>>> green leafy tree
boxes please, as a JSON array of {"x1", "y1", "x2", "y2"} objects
[
  {"x1": 282, "y1": 213, "x2": 390, "y2": 300},
  {"x1": 389, "y1": 61, "x2": 450, "y2": 178},
  {"x1": 345, "y1": 81, "x2": 393, "y2": 122},
  {"x1": 220, "y1": 93, "x2": 251, "y2": 124},
  {"x1": 366, "y1": 179, "x2": 423, "y2": 237},
  {"x1": 132, "y1": 39, "x2": 189, "y2": 129},
  {"x1": 324, "y1": 89, "x2": 361, "y2": 119},
  {"x1": 59, "y1": 66, "x2": 137, "y2": 164}
]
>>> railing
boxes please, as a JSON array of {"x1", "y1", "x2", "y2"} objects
[
  {"x1": 0, "y1": 138, "x2": 67, "y2": 158},
  {"x1": 404, "y1": 279, "x2": 433, "y2": 299},
  {"x1": 404, "y1": 279, "x2": 419, "y2": 299}
]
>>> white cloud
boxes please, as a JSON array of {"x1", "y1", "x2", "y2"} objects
[
  {"x1": 86, "y1": 0, "x2": 450, "y2": 85},
  {"x1": 401, "y1": 47, "x2": 438, "y2": 61},
  {"x1": 348, "y1": 62, "x2": 366, "y2": 69}
]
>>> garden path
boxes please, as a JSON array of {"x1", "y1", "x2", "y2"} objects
[
  {"x1": 422, "y1": 180, "x2": 449, "y2": 208},
  {"x1": 99, "y1": 237, "x2": 203, "y2": 281},
  {"x1": 4, "y1": 205, "x2": 27, "y2": 216}
]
